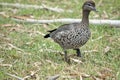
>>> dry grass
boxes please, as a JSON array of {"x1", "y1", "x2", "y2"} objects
[{"x1": 0, "y1": 0, "x2": 120, "y2": 80}]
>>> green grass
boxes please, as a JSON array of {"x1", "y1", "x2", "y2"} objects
[{"x1": 0, "y1": 0, "x2": 120, "y2": 80}]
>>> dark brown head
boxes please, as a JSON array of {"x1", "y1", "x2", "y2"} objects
[{"x1": 82, "y1": 0, "x2": 97, "y2": 12}]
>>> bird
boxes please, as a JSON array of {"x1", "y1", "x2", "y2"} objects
[{"x1": 44, "y1": 0, "x2": 97, "y2": 62}]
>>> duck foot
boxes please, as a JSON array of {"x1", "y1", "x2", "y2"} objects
[{"x1": 74, "y1": 48, "x2": 81, "y2": 57}]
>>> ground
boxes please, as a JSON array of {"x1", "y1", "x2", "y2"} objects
[{"x1": 0, "y1": 0, "x2": 120, "y2": 80}]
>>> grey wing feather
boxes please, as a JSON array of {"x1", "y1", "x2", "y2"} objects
[{"x1": 50, "y1": 23, "x2": 79, "y2": 37}]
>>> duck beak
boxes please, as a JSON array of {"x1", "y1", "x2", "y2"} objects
[{"x1": 92, "y1": 7, "x2": 98, "y2": 12}]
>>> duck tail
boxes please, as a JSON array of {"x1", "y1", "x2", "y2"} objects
[
  {"x1": 44, "y1": 34, "x2": 50, "y2": 38},
  {"x1": 44, "y1": 29, "x2": 57, "y2": 38}
]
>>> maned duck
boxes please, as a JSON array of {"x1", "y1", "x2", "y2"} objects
[{"x1": 44, "y1": 0, "x2": 97, "y2": 62}]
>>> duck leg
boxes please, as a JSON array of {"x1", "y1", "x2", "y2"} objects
[
  {"x1": 64, "y1": 50, "x2": 68, "y2": 62},
  {"x1": 75, "y1": 49, "x2": 81, "y2": 57},
  {"x1": 63, "y1": 50, "x2": 70, "y2": 63}
]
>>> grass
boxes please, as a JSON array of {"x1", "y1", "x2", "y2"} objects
[{"x1": 0, "y1": 0, "x2": 120, "y2": 80}]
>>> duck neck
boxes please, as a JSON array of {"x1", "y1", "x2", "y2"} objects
[{"x1": 81, "y1": 10, "x2": 90, "y2": 26}]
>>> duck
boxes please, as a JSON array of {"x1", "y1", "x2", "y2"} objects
[{"x1": 44, "y1": 0, "x2": 97, "y2": 62}]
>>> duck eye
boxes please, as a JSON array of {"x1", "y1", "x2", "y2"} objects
[{"x1": 87, "y1": 3, "x2": 92, "y2": 6}]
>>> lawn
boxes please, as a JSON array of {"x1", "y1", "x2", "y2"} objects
[{"x1": 0, "y1": 0, "x2": 120, "y2": 80}]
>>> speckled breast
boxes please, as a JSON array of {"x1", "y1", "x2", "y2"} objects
[{"x1": 53, "y1": 27, "x2": 91, "y2": 49}]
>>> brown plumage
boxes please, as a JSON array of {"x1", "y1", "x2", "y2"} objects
[{"x1": 44, "y1": 0, "x2": 97, "y2": 62}]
